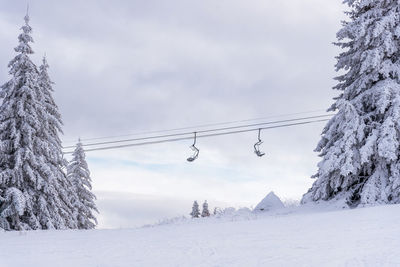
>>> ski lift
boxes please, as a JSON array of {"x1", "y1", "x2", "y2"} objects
[
  {"x1": 187, "y1": 132, "x2": 199, "y2": 162},
  {"x1": 254, "y1": 128, "x2": 265, "y2": 157}
]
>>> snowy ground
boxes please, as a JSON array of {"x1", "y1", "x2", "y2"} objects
[{"x1": 1, "y1": 204, "x2": 399, "y2": 267}]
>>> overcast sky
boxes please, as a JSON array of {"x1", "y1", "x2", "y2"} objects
[{"x1": 0, "y1": 0, "x2": 346, "y2": 228}]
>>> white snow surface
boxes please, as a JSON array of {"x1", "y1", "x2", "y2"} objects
[
  {"x1": 253, "y1": 191, "x2": 285, "y2": 212},
  {"x1": 1, "y1": 204, "x2": 399, "y2": 267}
]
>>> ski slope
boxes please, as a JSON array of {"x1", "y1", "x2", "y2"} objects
[{"x1": 1, "y1": 204, "x2": 399, "y2": 267}]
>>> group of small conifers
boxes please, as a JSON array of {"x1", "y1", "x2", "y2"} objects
[{"x1": 190, "y1": 200, "x2": 215, "y2": 218}]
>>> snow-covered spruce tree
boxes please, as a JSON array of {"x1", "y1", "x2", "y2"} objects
[
  {"x1": 201, "y1": 200, "x2": 210, "y2": 217},
  {"x1": 302, "y1": 0, "x2": 400, "y2": 206},
  {"x1": 0, "y1": 15, "x2": 75, "y2": 230},
  {"x1": 190, "y1": 201, "x2": 200, "y2": 218},
  {"x1": 37, "y1": 56, "x2": 78, "y2": 229},
  {"x1": 67, "y1": 141, "x2": 98, "y2": 229}
]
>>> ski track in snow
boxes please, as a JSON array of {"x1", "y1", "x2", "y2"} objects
[{"x1": 0, "y1": 204, "x2": 399, "y2": 267}]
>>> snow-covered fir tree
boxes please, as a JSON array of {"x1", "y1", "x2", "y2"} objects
[
  {"x1": 201, "y1": 200, "x2": 210, "y2": 217},
  {"x1": 190, "y1": 201, "x2": 200, "y2": 218},
  {"x1": 67, "y1": 141, "x2": 98, "y2": 229},
  {"x1": 303, "y1": 0, "x2": 400, "y2": 206},
  {"x1": 0, "y1": 14, "x2": 76, "y2": 230},
  {"x1": 37, "y1": 56, "x2": 78, "y2": 229}
]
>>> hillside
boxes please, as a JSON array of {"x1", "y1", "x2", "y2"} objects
[{"x1": 1, "y1": 204, "x2": 399, "y2": 267}]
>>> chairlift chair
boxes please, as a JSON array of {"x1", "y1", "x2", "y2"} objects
[
  {"x1": 254, "y1": 129, "x2": 265, "y2": 157},
  {"x1": 187, "y1": 132, "x2": 199, "y2": 162}
]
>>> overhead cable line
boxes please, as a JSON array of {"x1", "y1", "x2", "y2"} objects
[
  {"x1": 62, "y1": 114, "x2": 333, "y2": 149},
  {"x1": 63, "y1": 118, "x2": 329, "y2": 154},
  {"x1": 62, "y1": 109, "x2": 330, "y2": 145}
]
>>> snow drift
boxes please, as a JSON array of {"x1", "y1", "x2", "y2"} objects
[
  {"x1": 1, "y1": 204, "x2": 399, "y2": 267},
  {"x1": 253, "y1": 191, "x2": 284, "y2": 212}
]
